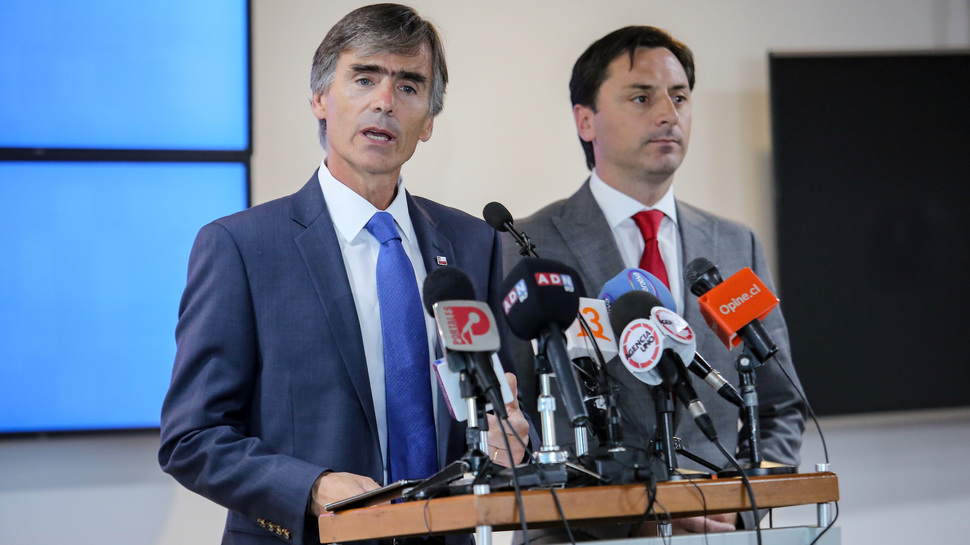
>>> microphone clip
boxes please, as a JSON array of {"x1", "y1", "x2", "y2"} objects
[{"x1": 513, "y1": 229, "x2": 537, "y2": 257}]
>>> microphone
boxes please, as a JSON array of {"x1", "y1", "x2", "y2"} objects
[
  {"x1": 598, "y1": 268, "x2": 740, "y2": 405},
  {"x1": 608, "y1": 291, "x2": 718, "y2": 442},
  {"x1": 565, "y1": 297, "x2": 623, "y2": 445},
  {"x1": 650, "y1": 306, "x2": 744, "y2": 408},
  {"x1": 606, "y1": 291, "x2": 664, "y2": 387},
  {"x1": 598, "y1": 268, "x2": 677, "y2": 313},
  {"x1": 482, "y1": 201, "x2": 515, "y2": 233},
  {"x1": 564, "y1": 297, "x2": 618, "y2": 365},
  {"x1": 423, "y1": 266, "x2": 508, "y2": 419},
  {"x1": 684, "y1": 258, "x2": 779, "y2": 363},
  {"x1": 483, "y1": 201, "x2": 538, "y2": 257},
  {"x1": 501, "y1": 257, "x2": 589, "y2": 427}
]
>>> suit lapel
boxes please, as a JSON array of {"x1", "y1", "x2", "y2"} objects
[
  {"x1": 408, "y1": 194, "x2": 455, "y2": 280},
  {"x1": 551, "y1": 181, "x2": 626, "y2": 295},
  {"x1": 290, "y1": 173, "x2": 379, "y2": 443},
  {"x1": 676, "y1": 201, "x2": 718, "y2": 334}
]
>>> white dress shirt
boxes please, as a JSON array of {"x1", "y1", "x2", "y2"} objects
[
  {"x1": 317, "y1": 159, "x2": 439, "y2": 478},
  {"x1": 588, "y1": 169, "x2": 684, "y2": 313}
]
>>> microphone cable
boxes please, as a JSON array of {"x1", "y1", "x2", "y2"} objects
[
  {"x1": 762, "y1": 353, "x2": 839, "y2": 545},
  {"x1": 766, "y1": 353, "x2": 830, "y2": 464},
  {"x1": 714, "y1": 439, "x2": 763, "y2": 545},
  {"x1": 506, "y1": 417, "x2": 578, "y2": 545}
]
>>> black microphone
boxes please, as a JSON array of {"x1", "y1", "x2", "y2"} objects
[
  {"x1": 483, "y1": 201, "x2": 538, "y2": 258},
  {"x1": 688, "y1": 354, "x2": 743, "y2": 408},
  {"x1": 501, "y1": 257, "x2": 589, "y2": 427},
  {"x1": 608, "y1": 290, "x2": 718, "y2": 442},
  {"x1": 423, "y1": 266, "x2": 507, "y2": 419},
  {"x1": 684, "y1": 257, "x2": 778, "y2": 364}
]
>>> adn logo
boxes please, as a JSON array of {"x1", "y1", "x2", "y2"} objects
[
  {"x1": 502, "y1": 279, "x2": 528, "y2": 314},
  {"x1": 534, "y1": 272, "x2": 575, "y2": 292}
]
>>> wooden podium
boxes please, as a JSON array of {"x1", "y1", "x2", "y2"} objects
[{"x1": 318, "y1": 472, "x2": 839, "y2": 543}]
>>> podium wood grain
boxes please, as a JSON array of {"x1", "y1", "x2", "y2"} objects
[{"x1": 318, "y1": 472, "x2": 839, "y2": 542}]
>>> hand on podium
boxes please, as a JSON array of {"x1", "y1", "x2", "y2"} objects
[
  {"x1": 310, "y1": 471, "x2": 381, "y2": 516},
  {"x1": 485, "y1": 373, "x2": 530, "y2": 467},
  {"x1": 637, "y1": 512, "x2": 739, "y2": 535}
]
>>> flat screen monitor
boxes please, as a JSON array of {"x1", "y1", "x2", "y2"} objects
[
  {"x1": 0, "y1": 161, "x2": 249, "y2": 433},
  {"x1": 0, "y1": 1, "x2": 249, "y2": 151}
]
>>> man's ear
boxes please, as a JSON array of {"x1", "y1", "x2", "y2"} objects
[
  {"x1": 573, "y1": 103, "x2": 595, "y2": 143},
  {"x1": 311, "y1": 92, "x2": 327, "y2": 121},
  {"x1": 419, "y1": 115, "x2": 434, "y2": 142}
]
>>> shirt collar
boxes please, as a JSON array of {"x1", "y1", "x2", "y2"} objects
[
  {"x1": 589, "y1": 168, "x2": 679, "y2": 228},
  {"x1": 317, "y1": 157, "x2": 415, "y2": 244}
]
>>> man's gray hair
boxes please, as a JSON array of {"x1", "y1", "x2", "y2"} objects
[{"x1": 310, "y1": 3, "x2": 448, "y2": 146}]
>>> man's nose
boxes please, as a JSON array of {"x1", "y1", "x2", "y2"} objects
[
  {"x1": 655, "y1": 94, "x2": 678, "y2": 125},
  {"x1": 371, "y1": 80, "x2": 394, "y2": 114}
]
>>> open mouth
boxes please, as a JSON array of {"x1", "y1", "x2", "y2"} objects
[{"x1": 363, "y1": 129, "x2": 395, "y2": 142}]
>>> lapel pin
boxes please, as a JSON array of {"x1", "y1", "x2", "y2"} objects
[{"x1": 436, "y1": 256, "x2": 448, "y2": 266}]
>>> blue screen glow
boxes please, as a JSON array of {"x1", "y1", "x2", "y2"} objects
[
  {"x1": 0, "y1": 162, "x2": 248, "y2": 432},
  {"x1": 0, "y1": 1, "x2": 249, "y2": 150}
]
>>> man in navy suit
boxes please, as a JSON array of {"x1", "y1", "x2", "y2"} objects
[{"x1": 159, "y1": 5, "x2": 529, "y2": 544}]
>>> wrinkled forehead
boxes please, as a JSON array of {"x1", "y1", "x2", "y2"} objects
[
  {"x1": 335, "y1": 48, "x2": 434, "y2": 86},
  {"x1": 345, "y1": 37, "x2": 431, "y2": 64}
]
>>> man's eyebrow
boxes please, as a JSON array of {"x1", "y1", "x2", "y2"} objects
[
  {"x1": 626, "y1": 83, "x2": 689, "y2": 92},
  {"x1": 349, "y1": 63, "x2": 428, "y2": 85},
  {"x1": 628, "y1": 83, "x2": 656, "y2": 92}
]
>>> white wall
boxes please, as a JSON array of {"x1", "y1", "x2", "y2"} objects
[
  {"x1": 2, "y1": 2, "x2": 968, "y2": 544},
  {"x1": 250, "y1": 0, "x2": 969, "y2": 271}
]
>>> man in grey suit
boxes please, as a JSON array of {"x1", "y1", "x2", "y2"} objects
[
  {"x1": 503, "y1": 26, "x2": 806, "y2": 538},
  {"x1": 159, "y1": 5, "x2": 529, "y2": 545}
]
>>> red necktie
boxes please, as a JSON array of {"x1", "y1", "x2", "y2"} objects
[{"x1": 632, "y1": 210, "x2": 670, "y2": 289}]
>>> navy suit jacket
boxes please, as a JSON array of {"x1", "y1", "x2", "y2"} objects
[{"x1": 159, "y1": 172, "x2": 509, "y2": 545}]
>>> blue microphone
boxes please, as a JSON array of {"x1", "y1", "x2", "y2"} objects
[{"x1": 598, "y1": 268, "x2": 676, "y2": 313}]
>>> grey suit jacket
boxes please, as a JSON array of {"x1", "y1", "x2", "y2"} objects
[
  {"x1": 160, "y1": 172, "x2": 508, "y2": 545},
  {"x1": 501, "y1": 180, "x2": 806, "y2": 481}
]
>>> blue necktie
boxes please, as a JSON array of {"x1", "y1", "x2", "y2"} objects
[{"x1": 365, "y1": 211, "x2": 436, "y2": 483}]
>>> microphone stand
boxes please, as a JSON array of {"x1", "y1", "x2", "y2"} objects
[
  {"x1": 650, "y1": 386, "x2": 712, "y2": 480},
  {"x1": 404, "y1": 369, "x2": 500, "y2": 499},
  {"x1": 578, "y1": 387, "x2": 667, "y2": 485},
  {"x1": 516, "y1": 341, "x2": 571, "y2": 487},
  {"x1": 718, "y1": 350, "x2": 796, "y2": 477}
]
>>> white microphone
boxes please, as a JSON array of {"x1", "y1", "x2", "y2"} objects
[
  {"x1": 434, "y1": 352, "x2": 513, "y2": 422},
  {"x1": 429, "y1": 299, "x2": 512, "y2": 420},
  {"x1": 564, "y1": 297, "x2": 619, "y2": 364},
  {"x1": 423, "y1": 267, "x2": 514, "y2": 421},
  {"x1": 651, "y1": 307, "x2": 744, "y2": 408},
  {"x1": 613, "y1": 313, "x2": 664, "y2": 387},
  {"x1": 610, "y1": 291, "x2": 719, "y2": 442}
]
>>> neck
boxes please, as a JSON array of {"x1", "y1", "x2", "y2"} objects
[
  {"x1": 597, "y1": 168, "x2": 674, "y2": 208},
  {"x1": 325, "y1": 160, "x2": 400, "y2": 210}
]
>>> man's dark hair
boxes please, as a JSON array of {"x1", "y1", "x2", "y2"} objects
[
  {"x1": 569, "y1": 26, "x2": 695, "y2": 170},
  {"x1": 310, "y1": 3, "x2": 448, "y2": 146}
]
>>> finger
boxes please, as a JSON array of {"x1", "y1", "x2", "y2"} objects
[
  {"x1": 504, "y1": 372, "x2": 520, "y2": 411},
  {"x1": 676, "y1": 516, "x2": 735, "y2": 534},
  {"x1": 702, "y1": 517, "x2": 737, "y2": 533},
  {"x1": 358, "y1": 476, "x2": 381, "y2": 492},
  {"x1": 673, "y1": 516, "x2": 706, "y2": 534}
]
